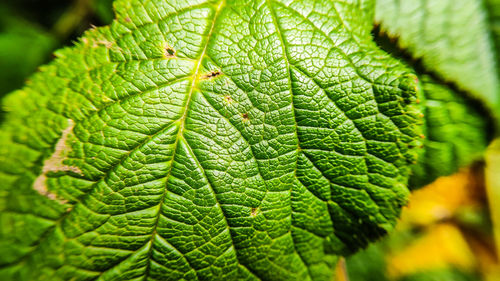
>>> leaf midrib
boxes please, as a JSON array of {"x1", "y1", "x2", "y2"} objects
[{"x1": 141, "y1": 1, "x2": 226, "y2": 280}]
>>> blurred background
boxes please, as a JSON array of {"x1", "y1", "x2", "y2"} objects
[
  {"x1": 0, "y1": 1, "x2": 499, "y2": 281},
  {"x1": 0, "y1": 0, "x2": 113, "y2": 98},
  {"x1": 344, "y1": 156, "x2": 500, "y2": 281}
]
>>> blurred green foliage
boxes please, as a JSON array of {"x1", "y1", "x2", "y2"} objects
[
  {"x1": 0, "y1": 5, "x2": 56, "y2": 95},
  {"x1": 346, "y1": 238, "x2": 481, "y2": 281},
  {"x1": 398, "y1": 270, "x2": 477, "y2": 281},
  {"x1": 346, "y1": 245, "x2": 389, "y2": 281},
  {"x1": 0, "y1": 0, "x2": 113, "y2": 98},
  {"x1": 346, "y1": 166, "x2": 497, "y2": 281}
]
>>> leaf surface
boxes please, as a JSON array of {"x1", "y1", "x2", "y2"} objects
[
  {"x1": 0, "y1": 0, "x2": 421, "y2": 280},
  {"x1": 375, "y1": 0, "x2": 500, "y2": 109},
  {"x1": 409, "y1": 76, "x2": 490, "y2": 187},
  {"x1": 374, "y1": 0, "x2": 499, "y2": 187}
]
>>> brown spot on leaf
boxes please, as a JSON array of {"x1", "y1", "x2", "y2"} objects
[
  {"x1": 33, "y1": 175, "x2": 49, "y2": 198},
  {"x1": 224, "y1": 96, "x2": 233, "y2": 103},
  {"x1": 242, "y1": 113, "x2": 249, "y2": 122},
  {"x1": 124, "y1": 17, "x2": 131, "y2": 22},
  {"x1": 42, "y1": 119, "x2": 81, "y2": 174},
  {"x1": 251, "y1": 207, "x2": 259, "y2": 217},
  {"x1": 102, "y1": 41, "x2": 113, "y2": 48},
  {"x1": 32, "y1": 119, "x2": 82, "y2": 204},
  {"x1": 164, "y1": 46, "x2": 176, "y2": 57},
  {"x1": 33, "y1": 175, "x2": 69, "y2": 205},
  {"x1": 93, "y1": 40, "x2": 113, "y2": 49},
  {"x1": 202, "y1": 70, "x2": 222, "y2": 79}
]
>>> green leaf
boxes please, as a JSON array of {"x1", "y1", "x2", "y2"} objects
[
  {"x1": 486, "y1": 0, "x2": 500, "y2": 64},
  {"x1": 374, "y1": 0, "x2": 499, "y2": 187},
  {"x1": 375, "y1": 0, "x2": 500, "y2": 110},
  {"x1": 409, "y1": 76, "x2": 491, "y2": 187},
  {"x1": 92, "y1": 0, "x2": 115, "y2": 24},
  {"x1": 0, "y1": 0, "x2": 422, "y2": 280},
  {"x1": 345, "y1": 244, "x2": 389, "y2": 281}
]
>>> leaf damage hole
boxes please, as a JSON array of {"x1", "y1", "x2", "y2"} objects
[{"x1": 32, "y1": 119, "x2": 82, "y2": 204}]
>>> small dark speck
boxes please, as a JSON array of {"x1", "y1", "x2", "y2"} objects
[
  {"x1": 251, "y1": 207, "x2": 258, "y2": 217},
  {"x1": 165, "y1": 47, "x2": 175, "y2": 57},
  {"x1": 242, "y1": 113, "x2": 249, "y2": 121},
  {"x1": 203, "y1": 70, "x2": 221, "y2": 79}
]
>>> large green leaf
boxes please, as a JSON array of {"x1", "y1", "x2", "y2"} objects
[{"x1": 0, "y1": 0, "x2": 423, "y2": 280}]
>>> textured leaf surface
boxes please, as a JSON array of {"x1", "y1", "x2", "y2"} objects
[
  {"x1": 0, "y1": 0, "x2": 422, "y2": 280},
  {"x1": 409, "y1": 77, "x2": 490, "y2": 187},
  {"x1": 375, "y1": 0, "x2": 500, "y2": 110},
  {"x1": 374, "y1": 0, "x2": 498, "y2": 187}
]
